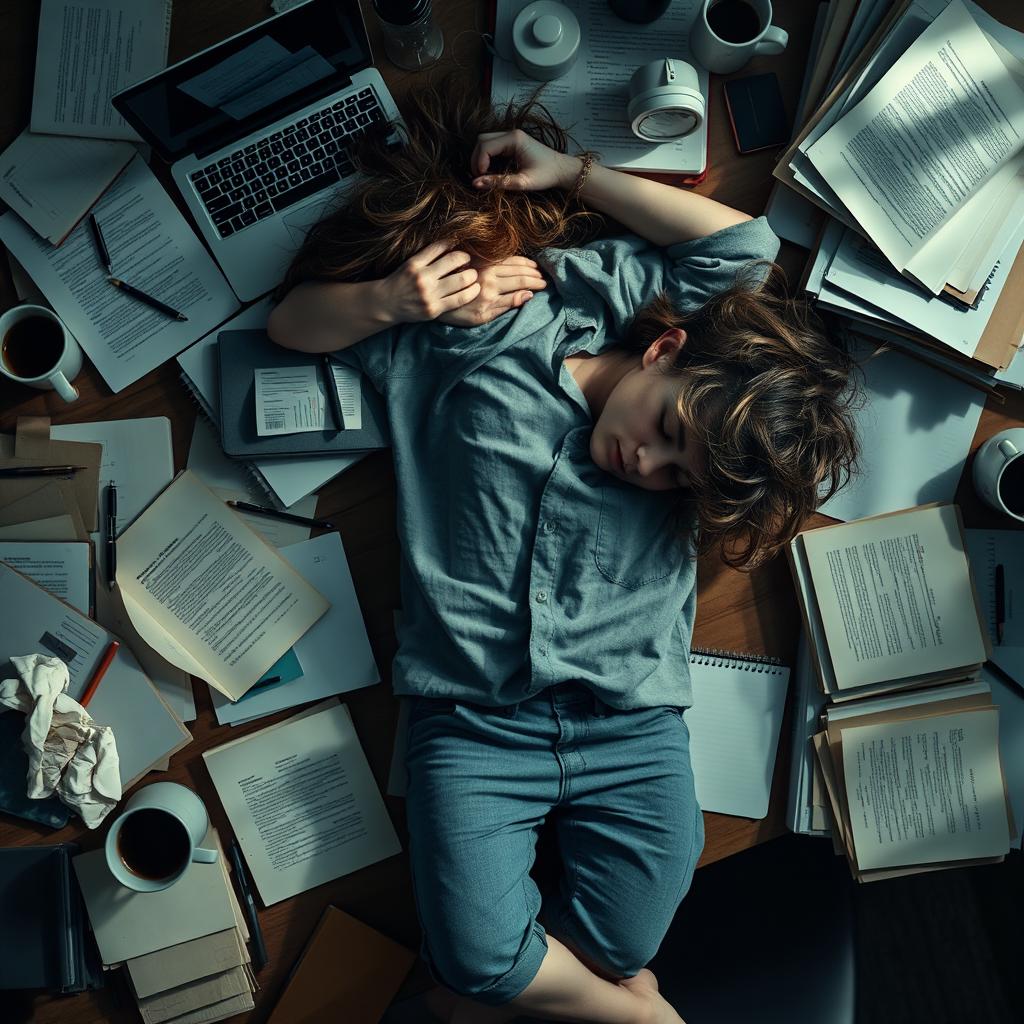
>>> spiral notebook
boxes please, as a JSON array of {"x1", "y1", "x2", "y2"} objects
[
  {"x1": 683, "y1": 648, "x2": 792, "y2": 820},
  {"x1": 177, "y1": 299, "x2": 367, "y2": 509}
]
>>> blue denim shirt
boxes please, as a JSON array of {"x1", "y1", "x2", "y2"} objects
[{"x1": 335, "y1": 218, "x2": 780, "y2": 709}]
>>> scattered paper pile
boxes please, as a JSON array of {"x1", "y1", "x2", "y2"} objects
[{"x1": 769, "y1": 0, "x2": 1024, "y2": 395}]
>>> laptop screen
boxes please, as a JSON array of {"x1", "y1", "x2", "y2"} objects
[{"x1": 113, "y1": 0, "x2": 372, "y2": 162}]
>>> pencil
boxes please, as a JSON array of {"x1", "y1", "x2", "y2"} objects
[
  {"x1": 107, "y1": 276, "x2": 188, "y2": 321},
  {"x1": 226, "y1": 500, "x2": 334, "y2": 530},
  {"x1": 89, "y1": 214, "x2": 113, "y2": 274},
  {"x1": 80, "y1": 640, "x2": 120, "y2": 708}
]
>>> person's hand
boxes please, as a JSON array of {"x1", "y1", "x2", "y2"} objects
[
  {"x1": 379, "y1": 241, "x2": 480, "y2": 323},
  {"x1": 470, "y1": 129, "x2": 579, "y2": 191},
  {"x1": 437, "y1": 256, "x2": 547, "y2": 327}
]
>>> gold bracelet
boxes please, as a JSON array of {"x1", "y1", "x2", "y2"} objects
[{"x1": 569, "y1": 152, "x2": 595, "y2": 202}]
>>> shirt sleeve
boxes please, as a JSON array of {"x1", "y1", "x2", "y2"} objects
[{"x1": 544, "y1": 216, "x2": 781, "y2": 339}]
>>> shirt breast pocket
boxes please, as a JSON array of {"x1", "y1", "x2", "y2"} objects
[{"x1": 594, "y1": 481, "x2": 681, "y2": 590}]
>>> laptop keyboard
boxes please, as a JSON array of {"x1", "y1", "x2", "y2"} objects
[{"x1": 189, "y1": 87, "x2": 387, "y2": 238}]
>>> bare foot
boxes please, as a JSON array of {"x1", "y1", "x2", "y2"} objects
[{"x1": 619, "y1": 969, "x2": 687, "y2": 1024}]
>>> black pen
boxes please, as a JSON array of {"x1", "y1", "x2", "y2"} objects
[
  {"x1": 89, "y1": 214, "x2": 112, "y2": 274},
  {"x1": 107, "y1": 276, "x2": 188, "y2": 321},
  {"x1": 229, "y1": 840, "x2": 268, "y2": 972},
  {"x1": 320, "y1": 353, "x2": 346, "y2": 432},
  {"x1": 105, "y1": 481, "x2": 117, "y2": 589},
  {"x1": 995, "y1": 563, "x2": 1006, "y2": 645},
  {"x1": 0, "y1": 465, "x2": 87, "y2": 478},
  {"x1": 226, "y1": 500, "x2": 334, "y2": 530}
]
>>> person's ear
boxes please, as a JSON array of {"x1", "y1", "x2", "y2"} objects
[{"x1": 641, "y1": 328, "x2": 687, "y2": 369}]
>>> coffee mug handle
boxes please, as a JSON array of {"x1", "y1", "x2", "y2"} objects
[
  {"x1": 998, "y1": 439, "x2": 1019, "y2": 460},
  {"x1": 755, "y1": 25, "x2": 788, "y2": 56},
  {"x1": 48, "y1": 370, "x2": 79, "y2": 404},
  {"x1": 192, "y1": 846, "x2": 219, "y2": 864}
]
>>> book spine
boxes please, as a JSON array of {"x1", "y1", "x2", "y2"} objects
[{"x1": 689, "y1": 647, "x2": 786, "y2": 674}]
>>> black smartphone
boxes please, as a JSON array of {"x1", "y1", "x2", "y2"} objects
[{"x1": 723, "y1": 73, "x2": 790, "y2": 154}]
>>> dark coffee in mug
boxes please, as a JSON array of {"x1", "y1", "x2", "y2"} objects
[
  {"x1": 707, "y1": 0, "x2": 763, "y2": 44},
  {"x1": 117, "y1": 808, "x2": 191, "y2": 881},
  {"x1": 998, "y1": 457, "x2": 1024, "y2": 517},
  {"x1": 1, "y1": 314, "x2": 64, "y2": 379}
]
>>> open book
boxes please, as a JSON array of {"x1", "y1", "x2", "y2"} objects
[
  {"x1": 115, "y1": 471, "x2": 329, "y2": 702},
  {"x1": 788, "y1": 503, "x2": 990, "y2": 701}
]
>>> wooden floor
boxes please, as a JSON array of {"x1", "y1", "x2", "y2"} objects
[{"x1": 1, "y1": 2, "x2": 1023, "y2": 1022}]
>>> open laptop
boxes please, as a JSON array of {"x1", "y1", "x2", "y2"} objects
[{"x1": 113, "y1": 0, "x2": 402, "y2": 302}]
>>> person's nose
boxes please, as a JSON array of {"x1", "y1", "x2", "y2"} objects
[{"x1": 635, "y1": 444, "x2": 668, "y2": 477}]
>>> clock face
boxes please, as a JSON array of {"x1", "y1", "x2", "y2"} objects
[{"x1": 636, "y1": 108, "x2": 699, "y2": 141}]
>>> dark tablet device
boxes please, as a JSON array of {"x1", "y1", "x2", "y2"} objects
[{"x1": 723, "y1": 73, "x2": 790, "y2": 154}]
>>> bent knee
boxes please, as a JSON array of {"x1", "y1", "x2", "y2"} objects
[{"x1": 425, "y1": 925, "x2": 547, "y2": 1006}]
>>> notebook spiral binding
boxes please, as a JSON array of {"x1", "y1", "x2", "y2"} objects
[
  {"x1": 689, "y1": 647, "x2": 785, "y2": 674},
  {"x1": 179, "y1": 371, "x2": 284, "y2": 510}
]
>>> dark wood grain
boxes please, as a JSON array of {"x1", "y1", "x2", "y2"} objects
[{"x1": 1, "y1": 2, "x2": 1022, "y2": 1021}]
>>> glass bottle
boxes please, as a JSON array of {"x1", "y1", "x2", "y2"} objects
[{"x1": 373, "y1": 0, "x2": 445, "y2": 71}]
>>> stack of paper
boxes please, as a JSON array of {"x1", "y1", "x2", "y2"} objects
[
  {"x1": 788, "y1": 503, "x2": 990, "y2": 703},
  {"x1": 74, "y1": 830, "x2": 258, "y2": 1023},
  {"x1": 771, "y1": 0, "x2": 1024, "y2": 392},
  {"x1": 811, "y1": 679, "x2": 1015, "y2": 880}
]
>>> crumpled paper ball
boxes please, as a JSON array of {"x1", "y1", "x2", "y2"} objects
[{"x1": 0, "y1": 653, "x2": 121, "y2": 828}]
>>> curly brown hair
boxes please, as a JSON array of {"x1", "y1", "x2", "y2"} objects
[
  {"x1": 277, "y1": 82, "x2": 860, "y2": 570},
  {"x1": 626, "y1": 267, "x2": 860, "y2": 568},
  {"x1": 275, "y1": 81, "x2": 604, "y2": 296}
]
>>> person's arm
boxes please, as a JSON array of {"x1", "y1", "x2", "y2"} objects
[
  {"x1": 469, "y1": 130, "x2": 750, "y2": 246},
  {"x1": 268, "y1": 241, "x2": 480, "y2": 353}
]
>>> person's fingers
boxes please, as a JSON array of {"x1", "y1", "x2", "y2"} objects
[
  {"x1": 427, "y1": 250, "x2": 473, "y2": 279},
  {"x1": 492, "y1": 256, "x2": 538, "y2": 269},
  {"x1": 406, "y1": 239, "x2": 455, "y2": 270},
  {"x1": 511, "y1": 290, "x2": 534, "y2": 307},
  {"x1": 491, "y1": 273, "x2": 546, "y2": 292},
  {"x1": 438, "y1": 281, "x2": 482, "y2": 312},
  {"x1": 472, "y1": 173, "x2": 531, "y2": 190},
  {"x1": 435, "y1": 268, "x2": 478, "y2": 297},
  {"x1": 471, "y1": 131, "x2": 519, "y2": 176}
]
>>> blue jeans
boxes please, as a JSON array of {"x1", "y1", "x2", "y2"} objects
[{"x1": 404, "y1": 680, "x2": 704, "y2": 1006}]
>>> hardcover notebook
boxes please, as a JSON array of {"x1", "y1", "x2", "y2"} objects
[
  {"x1": 217, "y1": 330, "x2": 390, "y2": 459},
  {"x1": 684, "y1": 648, "x2": 791, "y2": 820},
  {"x1": 0, "y1": 843, "x2": 102, "y2": 993}
]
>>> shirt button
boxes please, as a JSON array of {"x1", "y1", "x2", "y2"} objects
[
  {"x1": 542, "y1": 520, "x2": 557, "y2": 534},
  {"x1": 535, "y1": 590, "x2": 548, "y2": 604}
]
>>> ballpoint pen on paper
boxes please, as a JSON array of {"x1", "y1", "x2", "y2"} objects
[
  {"x1": 107, "y1": 276, "x2": 188, "y2": 321},
  {"x1": 0, "y1": 465, "x2": 87, "y2": 477},
  {"x1": 225, "y1": 500, "x2": 334, "y2": 530},
  {"x1": 89, "y1": 214, "x2": 113, "y2": 274},
  {"x1": 229, "y1": 839, "x2": 268, "y2": 972},
  {"x1": 995, "y1": 563, "x2": 1006, "y2": 645},
  {"x1": 320, "y1": 353, "x2": 346, "y2": 432},
  {"x1": 105, "y1": 480, "x2": 117, "y2": 589},
  {"x1": 80, "y1": 640, "x2": 120, "y2": 708}
]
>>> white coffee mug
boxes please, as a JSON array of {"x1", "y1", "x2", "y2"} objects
[
  {"x1": 973, "y1": 427, "x2": 1024, "y2": 523},
  {"x1": 690, "y1": 0, "x2": 789, "y2": 75},
  {"x1": 0, "y1": 303, "x2": 82, "y2": 402},
  {"x1": 104, "y1": 782, "x2": 218, "y2": 893}
]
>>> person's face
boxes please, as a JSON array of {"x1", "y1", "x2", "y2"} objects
[{"x1": 590, "y1": 329, "x2": 705, "y2": 492}]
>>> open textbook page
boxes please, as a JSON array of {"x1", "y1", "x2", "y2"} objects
[
  {"x1": 116, "y1": 471, "x2": 329, "y2": 701},
  {"x1": 31, "y1": 0, "x2": 172, "y2": 141},
  {"x1": 806, "y1": 0, "x2": 1024, "y2": 279},
  {"x1": 490, "y1": 0, "x2": 707, "y2": 175},
  {"x1": 841, "y1": 707, "x2": 1010, "y2": 870},
  {"x1": 0, "y1": 157, "x2": 238, "y2": 393},
  {"x1": 801, "y1": 504, "x2": 988, "y2": 691}
]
